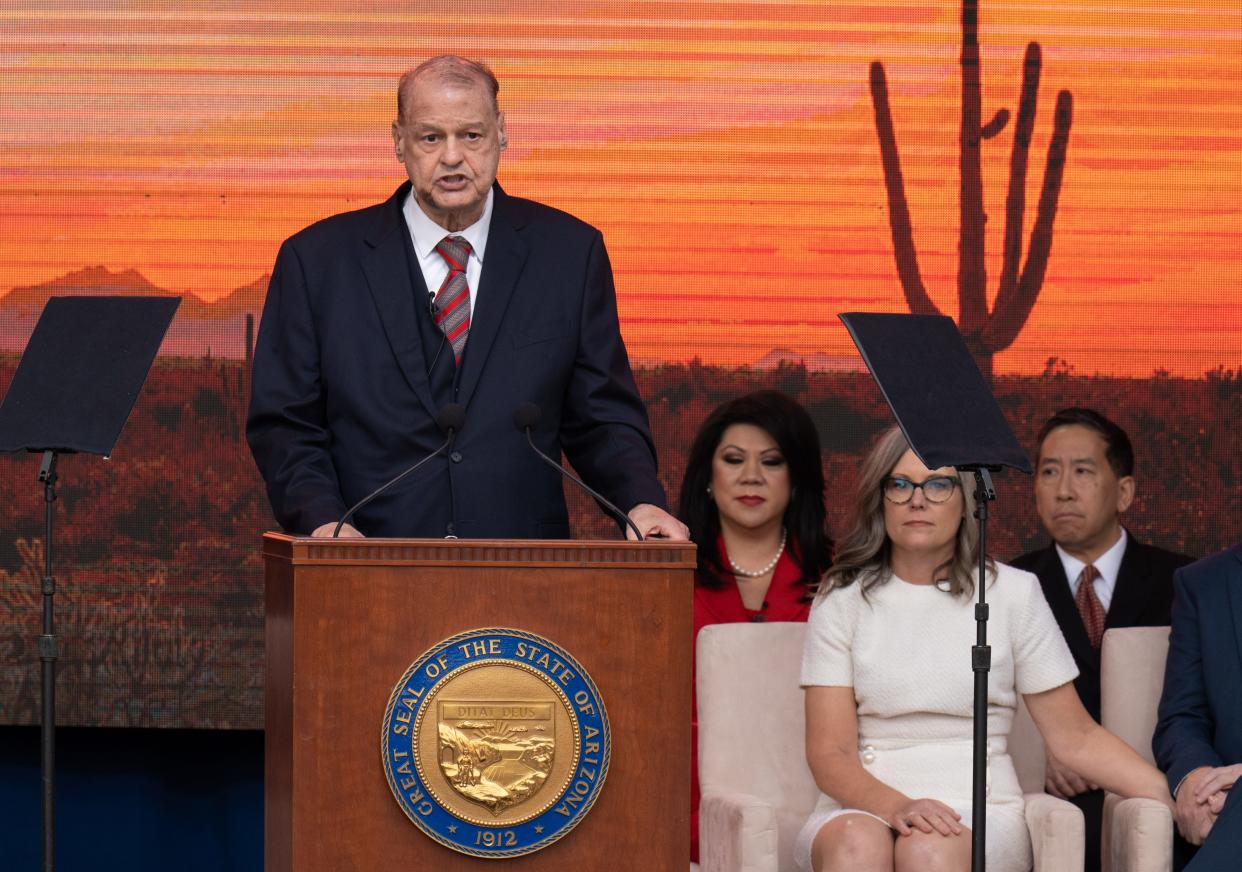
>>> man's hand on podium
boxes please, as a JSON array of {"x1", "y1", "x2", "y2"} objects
[
  {"x1": 311, "y1": 521, "x2": 364, "y2": 538},
  {"x1": 627, "y1": 504, "x2": 689, "y2": 540}
]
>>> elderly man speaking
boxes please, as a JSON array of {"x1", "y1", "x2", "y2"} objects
[{"x1": 247, "y1": 55, "x2": 686, "y2": 542}]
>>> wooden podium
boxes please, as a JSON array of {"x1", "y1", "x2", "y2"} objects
[{"x1": 263, "y1": 533, "x2": 695, "y2": 870}]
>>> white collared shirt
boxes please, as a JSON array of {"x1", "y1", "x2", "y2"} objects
[
  {"x1": 401, "y1": 187, "x2": 493, "y2": 312},
  {"x1": 1055, "y1": 527, "x2": 1127, "y2": 612}
]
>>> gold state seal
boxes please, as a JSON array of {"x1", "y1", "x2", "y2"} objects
[{"x1": 381, "y1": 628, "x2": 610, "y2": 858}]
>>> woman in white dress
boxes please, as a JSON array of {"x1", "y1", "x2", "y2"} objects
[{"x1": 796, "y1": 426, "x2": 1172, "y2": 872}]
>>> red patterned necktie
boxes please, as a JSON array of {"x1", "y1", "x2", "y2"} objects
[
  {"x1": 1075, "y1": 564, "x2": 1106, "y2": 649},
  {"x1": 432, "y1": 236, "x2": 472, "y2": 364}
]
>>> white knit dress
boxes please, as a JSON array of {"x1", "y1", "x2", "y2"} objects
[{"x1": 794, "y1": 563, "x2": 1078, "y2": 872}]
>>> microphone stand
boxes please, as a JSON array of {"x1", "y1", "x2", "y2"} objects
[
  {"x1": 517, "y1": 426, "x2": 644, "y2": 541},
  {"x1": 333, "y1": 429, "x2": 457, "y2": 537},
  {"x1": 960, "y1": 464, "x2": 998, "y2": 872}
]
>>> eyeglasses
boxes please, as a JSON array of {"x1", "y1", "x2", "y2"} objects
[{"x1": 882, "y1": 475, "x2": 960, "y2": 505}]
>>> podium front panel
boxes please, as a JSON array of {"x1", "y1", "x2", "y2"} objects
[{"x1": 263, "y1": 534, "x2": 695, "y2": 871}]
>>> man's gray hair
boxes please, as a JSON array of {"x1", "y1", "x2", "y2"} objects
[{"x1": 397, "y1": 55, "x2": 501, "y2": 121}]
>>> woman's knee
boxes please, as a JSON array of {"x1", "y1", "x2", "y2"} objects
[
  {"x1": 812, "y1": 815, "x2": 893, "y2": 872},
  {"x1": 893, "y1": 829, "x2": 971, "y2": 872}
]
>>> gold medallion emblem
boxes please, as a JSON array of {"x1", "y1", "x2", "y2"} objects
[
  {"x1": 382, "y1": 629, "x2": 610, "y2": 858},
  {"x1": 417, "y1": 660, "x2": 579, "y2": 825}
]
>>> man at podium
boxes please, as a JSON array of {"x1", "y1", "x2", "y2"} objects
[{"x1": 247, "y1": 55, "x2": 686, "y2": 542}]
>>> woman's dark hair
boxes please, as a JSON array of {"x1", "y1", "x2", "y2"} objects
[{"x1": 678, "y1": 390, "x2": 831, "y2": 593}]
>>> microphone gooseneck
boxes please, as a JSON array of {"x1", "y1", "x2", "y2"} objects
[
  {"x1": 512, "y1": 402, "x2": 644, "y2": 541},
  {"x1": 333, "y1": 403, "x2": 465, "y2": 537}
]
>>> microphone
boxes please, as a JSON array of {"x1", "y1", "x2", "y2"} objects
[
  {"x1": 512, "y1": 402, "x2": 644, "y2": 541},
  {"x1": 333, "y1": 404, "x2": 465, "y2": 537}
]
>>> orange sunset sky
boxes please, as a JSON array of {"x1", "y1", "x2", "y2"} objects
[{"x1": 1, "y1": 1, "x2": 1239, "y2": 375}]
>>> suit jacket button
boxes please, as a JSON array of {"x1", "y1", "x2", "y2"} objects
[{"x1": 450, "y1": 451, "x2": 463, "y2": 463}]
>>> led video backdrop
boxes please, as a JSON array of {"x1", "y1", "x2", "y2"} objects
[{"x1": 1, "y1": 1, "x2": 1238, "y2": 728}]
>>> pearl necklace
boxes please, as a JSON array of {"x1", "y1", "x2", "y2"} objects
[{"x1": 729, "y1": 528, "x2": 787, "y2": 578}]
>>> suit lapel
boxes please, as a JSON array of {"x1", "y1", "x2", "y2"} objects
[
  {"x1": 1035, "y1": 547, "x2": 1097, "y2": 670},
  {"x1": 1105, "y1": 538, "x2": 1154, "y2": 630},
  {"x1": 456, "y1": 186, "x2": 529, "y2": 410},
  {"x1": 361, "y1": 184, "x2": 437, "y2": 419}
]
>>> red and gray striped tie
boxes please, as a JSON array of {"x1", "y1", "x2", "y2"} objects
[
  {"x1": 433, "y1": 235, "x2": 472, "y2": 364},
  {"x1": 1075, "y1": 564, "x2": 1106, "y2": 649}
]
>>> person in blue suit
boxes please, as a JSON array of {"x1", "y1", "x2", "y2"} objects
[
  {"x1": 247, "y1": 55, "x2": 687, "y2": 541},
  {"x1": 1153, "y1": 545, "x2": 1242, "y2": 871}
]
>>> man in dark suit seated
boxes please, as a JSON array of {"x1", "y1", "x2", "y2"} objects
[
  {"x1": 246, "y1": 54, "x2": 688, "y2": 541},
  {"x1": 1012, "y1": 407, "x2": 1193, "y2": 871},
  {"x1": 1153, "y1": 545, "x2": 1242, "y2": 871}
]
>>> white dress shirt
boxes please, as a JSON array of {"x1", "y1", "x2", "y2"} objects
[{"x1": 401, "y1": 188, "x2": 493, "y2": 313}]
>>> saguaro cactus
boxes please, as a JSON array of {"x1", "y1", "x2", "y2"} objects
[{"x1": 870, "y1": 0, "x2": 1073, "y2": 381}]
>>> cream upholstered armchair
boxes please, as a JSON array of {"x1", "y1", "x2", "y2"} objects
[
  {"x1": 696, "y1": 622, "x2": 1083, "y2": 872},
  {"x1": 696, "y1": 623, "x2": 819, "y2": 872},
  {"x1": 1099, "y1": 626, "x2": 1175, "y2": 872}
]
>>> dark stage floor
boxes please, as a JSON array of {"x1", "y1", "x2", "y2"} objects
[{"x1": 0, "y1": 725, "x2": 262, "y2": 871}]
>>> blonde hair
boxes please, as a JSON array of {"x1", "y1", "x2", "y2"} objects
[{"x1": 817, "y1": 425, "x2": 992, "y2": 599}]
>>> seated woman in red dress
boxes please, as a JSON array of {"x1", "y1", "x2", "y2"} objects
[{"x1": 679, "y1": 389, "x2": 833, "y2": 862}]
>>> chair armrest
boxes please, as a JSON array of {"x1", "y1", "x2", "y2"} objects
[
  {"x1": 1024, "y1": 792, "x2": 1084, "y2": 872},
  {"x1": 1101, "y1": 792, "x2": 1173, "y2": 872},
  {"x1": 698, "y1": 791, "x2": 780, "y2": 872}
]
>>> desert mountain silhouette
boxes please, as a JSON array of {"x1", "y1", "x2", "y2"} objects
[{"x1": 1, "y1": 266, "x2": 269, "y2": 321}]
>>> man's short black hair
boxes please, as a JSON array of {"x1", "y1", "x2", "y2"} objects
[{"x1": 1035, "y1": 407, "x2": 1135, "y2": 478}]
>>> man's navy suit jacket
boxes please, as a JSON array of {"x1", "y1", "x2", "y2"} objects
[
  {"x1": 246, "y1": 182, "x2": 665, "y2": 538},
  {"x1": 1012, "y1": 536, "x2": 1193, "y2": 722},
  {"x1": 1153, "y1": 545, "x2": 1242, "y2": 795}
]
